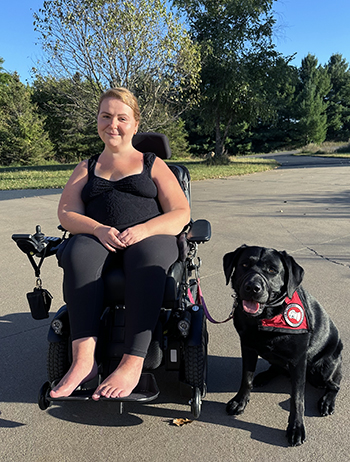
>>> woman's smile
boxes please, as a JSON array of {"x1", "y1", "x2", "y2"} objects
[{"x1": 97, "y1": 98, "x2": 138, "y2": 151}]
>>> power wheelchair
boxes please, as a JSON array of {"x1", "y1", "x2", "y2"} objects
[{"x1": 12, "y1": 133, "x2": 211, "y2": 418}]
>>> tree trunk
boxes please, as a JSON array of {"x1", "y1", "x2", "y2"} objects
[
  {"x1": 215, "y1": 112, "x2": 225, "y2": 157},
  {"x1": 214, "y1": 111, "x2": 232, "y2": 158}
]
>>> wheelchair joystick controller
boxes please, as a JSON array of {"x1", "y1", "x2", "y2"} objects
[
  {"x1": 12, "y1": 225, "x2": 63, "y2": 280},
  {"x1": 34, "y1": 225, "x2": 46, "y2": 247},
  {"x1": 35, "y1": 224, "x2": 43, "y2": 237}
]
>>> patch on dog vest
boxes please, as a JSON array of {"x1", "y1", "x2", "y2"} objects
[{"x1": 259, "y1": 291, "x2": 309, "y2": 333}]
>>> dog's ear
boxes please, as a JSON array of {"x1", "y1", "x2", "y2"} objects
[
  {"x1": 280, "y1": 251, "x2": 304, "y2": 297},
  {"x1": 223, "y1": 245, "x2": 247, "y2": 285}
]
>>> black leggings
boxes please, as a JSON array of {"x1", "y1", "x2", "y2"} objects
[{"x1": 57, "y1": 233, "x2": 178, "y2": 358}]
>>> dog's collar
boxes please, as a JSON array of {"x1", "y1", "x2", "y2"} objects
[
  {"x1": 264, "y1": 290, "x2": 288, "y2": 308},
  {"x1": 259, "y1": 291, "x2": 310, "y2": 333}
]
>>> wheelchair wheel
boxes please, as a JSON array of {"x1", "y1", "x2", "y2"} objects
[
  {"x1": 47, "y1": 340, "x2": 70, "y2": 382},
  {"x1": 183, "y1": 312, "x2": 208, "y2": 395},
  {"x1": 191, "y1": 387, "x2": 202, "y2": 419},
  {"x1": 184, "y1": 343, "x2": 207, "y2": 392},
  {"x1": 38, "y1": 381, "x2": 52, "y2": 410}
]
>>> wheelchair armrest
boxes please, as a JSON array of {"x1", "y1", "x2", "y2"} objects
[
  {"x1": 186, "y1": 219, "x2": 211, "y2": 243},
  {"x1": 12, "y1": 225, "x2": 63, "y2": 258}
]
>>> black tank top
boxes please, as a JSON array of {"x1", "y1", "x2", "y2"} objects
[{"x1": 81, "y1": 152, "x2": 162, "y2": 231}]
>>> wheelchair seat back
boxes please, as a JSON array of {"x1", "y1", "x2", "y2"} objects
[{"x1": 133, "y1": 132, "x2": 191, "y2": 206}]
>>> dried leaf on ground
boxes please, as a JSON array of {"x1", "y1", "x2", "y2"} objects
[{"x1": 172, "y1": 418, "x2": 193, "y2": 427}]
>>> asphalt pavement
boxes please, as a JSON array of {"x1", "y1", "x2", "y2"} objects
[{"x1": 1, "y1": 153, "x2": 350, "y2": 461}]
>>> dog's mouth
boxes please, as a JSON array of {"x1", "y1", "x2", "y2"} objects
[{"x1": 242, "y1": 300, "x2": 261, "y2": 315}]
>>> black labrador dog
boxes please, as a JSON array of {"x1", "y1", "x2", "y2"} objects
[{"x1": 223, "y1": 245, "x2": 342, "y2": 446}]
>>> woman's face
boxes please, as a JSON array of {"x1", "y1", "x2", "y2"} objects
[{"x1": 97, "y1": 97, "x2": 139, "y2": 151}]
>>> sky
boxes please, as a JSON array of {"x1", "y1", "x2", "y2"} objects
[{"x1": 1, "y1": 0, "x2": 350, "y2": 83}]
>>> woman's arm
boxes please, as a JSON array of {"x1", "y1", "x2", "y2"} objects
[
  {"x1": 57, "y1": 160, "x2": 126, "y2": 251},
  {"x1": 118, "y1": 157, "x2": 191, "y2": 246},
  {"x1": 57, "y1": 160, "x2": 90, "y2": 233}
]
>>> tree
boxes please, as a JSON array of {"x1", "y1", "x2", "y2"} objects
[
  {"x1": 32, "y1": 74, "x2": 103, "y2": 162},
  {"x1": 0, "y1": 57, "x2": 12, "y2": 85},
  {"x1": 296, "y1": 54, "x2": 331, "y2": 145},
  {"x1": 174, "y1": 0, "x2": 280, "y2": 157},
  {"x1": 250, "y1": 56, "x2": 300, "y2": 152},
  {"x1": 33, "y1": 0, "x2": 201, "y2": 130},
  {"x1": 0, "y1": 71, "x2": 54, "y2": 166},
  {"x1": 33, "y1": 73, "x2": 190, "y2": 162},
  {"x1": 326, "y1": 54, "x2": 350, "y2": 141}
]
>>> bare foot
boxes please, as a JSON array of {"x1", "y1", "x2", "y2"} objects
[
  {"x1": 50, "y1": 360, "x2": 98, "y2": 398},
  {"x1": 50, "y1": 336, "x2": 98, "y2": 398},
  {"x1": 92, "y1": 354, "x2": 144, "y2": 400}
]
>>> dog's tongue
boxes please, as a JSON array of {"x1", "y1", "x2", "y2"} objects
[{"x1": 243, "y1": 300, "x2": 260, "y2": 314}]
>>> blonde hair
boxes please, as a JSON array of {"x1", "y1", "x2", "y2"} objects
[{"x1": 97, "y1": 87, "x2": 141, "y2": 123}]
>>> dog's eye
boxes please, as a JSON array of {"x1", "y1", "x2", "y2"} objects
[
  {"x1": 267, "y1": 267, "x2": 277, "y2": 274},
  {"x1": 242, "y1": 262, "x2": 249, "y2": 268}
]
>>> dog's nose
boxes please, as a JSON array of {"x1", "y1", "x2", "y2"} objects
[{"x1": 244, "y1": 282, "x2": 263, "y2": 295}]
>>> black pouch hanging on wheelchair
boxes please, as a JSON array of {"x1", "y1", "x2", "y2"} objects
[{"x1": 26, "y1": 278, "x2": 53, "y2": 320}]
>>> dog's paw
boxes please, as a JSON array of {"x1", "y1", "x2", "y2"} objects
[
  {"x1": 226, "y1": 396, "x2": 249, "y2": 416},
  {"x1": 286, "y1": 421, "x2": 306, "y2": 446},
  {"x1": 318, "y1": 392, "x2": 336, "y2": 416}
]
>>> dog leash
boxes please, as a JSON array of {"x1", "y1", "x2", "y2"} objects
[{"x1": 187, "y1": 282, "x2": 234, "y2": 324}]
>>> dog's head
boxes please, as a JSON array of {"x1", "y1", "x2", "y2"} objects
[{"x1": 223, "y1": 245, "x2": 304, "y2": 317}]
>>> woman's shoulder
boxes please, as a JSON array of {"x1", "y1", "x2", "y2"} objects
[
  {"x1": 69, "y1": 154, "x2": 99, "y2": 184},
  {"x1": 61, "y1": 159, "x2": 89, "y2": 191},
  {"x1": 70, "y1": 158, "x2": 89, "y2": 177}
]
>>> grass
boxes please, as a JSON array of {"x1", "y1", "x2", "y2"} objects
[
  {"x1": 296, "y1": 141, "x2": 350, "y2": 157},
  {"x1": 0, "y1": 163, "x2": 78, "y2": 190},
  {"x1": 168, "y1": 157, "x2": 278, "y2": 181},
  {"x1": 0, "y1": 157, "x2": 279, "y2": 190}
]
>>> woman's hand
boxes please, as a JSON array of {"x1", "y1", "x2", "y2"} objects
[
  {"x1": 94, "y1": 224, "x2": 149, "y2": 250},
  {"x1": 117, "y1": 224, "x2": 149, "y2": 247},
  {"x1": 93, "y1": 225, "x2": 127, "y2": 251}
]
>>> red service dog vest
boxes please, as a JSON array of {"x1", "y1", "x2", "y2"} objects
[{"x1": 258, "y1": 291, "x2": 309, "y2": 334}]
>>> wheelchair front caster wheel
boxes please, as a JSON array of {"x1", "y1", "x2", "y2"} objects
[
  {"x1": 190, "y1": 387, "x2": 202, "y2": 419},
  {"x1": 38, "y1": 381, "x2": 52, "y2": 410}
]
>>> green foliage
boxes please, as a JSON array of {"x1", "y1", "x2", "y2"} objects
[
  {"x1": 0, "y1": 58, "x2": 12, "y2": 85},
  {"x1": 4, "y1": 0, "x2": 350, "y2": 164},
  {"x1": 33, "y1": 0, "x2": 201, "y2": 130},
  {"x1": 175, "y1": 0, "x2": 281, "y2": 157},
  {"x1": 159, "y1": 119, "x2": 190, "y2": 159},
  {"x1": 32, "y1": 74, "x2": 103, "y2": 162},
  {"x1": 0, "y1": 71, "x2": 54, "y2": 166},
  {"x1": 326, "y1": 54, "x2": 350, "y2": 141},
  {"x1": 249, "y1": 56, "x2": 299, "y2": 152},
  {"x1": 296, "y1": 54, "x2": 331, "y2": 145}
]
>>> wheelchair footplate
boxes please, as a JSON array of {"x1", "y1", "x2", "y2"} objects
[{"x1": 39, "y1": 373, "x2": 160, "y2": 410}]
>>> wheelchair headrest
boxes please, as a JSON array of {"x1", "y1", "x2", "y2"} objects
[{"x1": 132, "y1": 132, "x2": 172, "y2": 159}]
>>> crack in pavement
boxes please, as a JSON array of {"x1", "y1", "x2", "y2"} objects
[
  {"x1": 306, "y1": 246, "x2": 350, "y2": 269},
  {"x1": 277, "y1": 217, "x2": 350, "y2": 269}
]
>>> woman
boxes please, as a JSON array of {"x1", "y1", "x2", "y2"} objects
[{"x1": 50, "y1": 88, "x2": 190, "y2": 400}]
